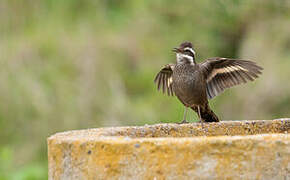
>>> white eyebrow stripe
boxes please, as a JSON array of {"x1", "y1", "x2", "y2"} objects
[{"x1": 184, "y1": 47, "x2": 196, "y2": 55}]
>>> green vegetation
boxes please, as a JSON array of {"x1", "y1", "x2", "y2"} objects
[{"x1": 0, "y1": 0, "x2": 290, "y2": 179}]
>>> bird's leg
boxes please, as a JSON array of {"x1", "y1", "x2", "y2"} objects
[
  {"x1": 197, "y1": 106, "x2": 204, "y2": 127},
  {"x1": 179, "y1": 107, "x2": 189, "y2": 124},
  {"x1": 197, "y1": 106, "x2": 202, "y2": 122}
]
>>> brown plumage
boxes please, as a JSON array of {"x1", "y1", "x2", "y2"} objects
[{"x1": 154, "y1": 42, "x2": 263, "y2": 123}]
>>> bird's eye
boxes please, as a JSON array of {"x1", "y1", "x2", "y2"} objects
[
  {"x1": 183, "y1": 48, "x2": 195, "y2": 56},
  {"x1": 184, "y1": 49, "x2": 193, "y2": 56}
]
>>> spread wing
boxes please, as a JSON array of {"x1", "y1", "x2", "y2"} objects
[
  {"x1": 154, "y1": 64, "x2": 175, "y2": 96},
  {"x1": 200, "y1": 57, "x2": 263, "y2": 99}
]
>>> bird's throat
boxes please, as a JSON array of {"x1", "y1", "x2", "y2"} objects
[{"x1": 176, "y1": 53, "x2": 196, "y2": 65}]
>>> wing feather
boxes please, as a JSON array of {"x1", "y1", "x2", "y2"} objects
[
  {"x1": 200, "y1": 57, "x2": 263, "y2": 99},
  {"x1": 154, "y1": 64, "x2": 175, "y2": 96}
]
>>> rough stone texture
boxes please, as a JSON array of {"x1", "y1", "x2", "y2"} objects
[{"x1": 48, "y1": 119, "x2": 290, "y2": 180}]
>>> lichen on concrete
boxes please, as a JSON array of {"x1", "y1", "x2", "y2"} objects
[{"x1": 48, "y1": 119, "x2": 290, "y2": 179}]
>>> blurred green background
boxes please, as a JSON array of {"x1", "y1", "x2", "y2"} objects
[{"x1": 1, "y1": 0, "x2": 290, "y2": 179}]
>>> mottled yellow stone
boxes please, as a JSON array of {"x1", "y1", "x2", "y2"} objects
[{"x1": 48, "y1": 119, "x2": 290, "y2": 179}]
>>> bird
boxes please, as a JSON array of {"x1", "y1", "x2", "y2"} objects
[{"x1": 154, "y1": 41, "x2": 263, "y2": 123}]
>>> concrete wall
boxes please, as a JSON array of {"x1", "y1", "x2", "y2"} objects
[{"x1": 48, "y1": 119, "x2": 290, "y2": 179}]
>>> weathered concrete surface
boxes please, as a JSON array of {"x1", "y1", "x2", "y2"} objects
[{"x1": 48, "y1": 119, "x2": 290, "y2": 179}]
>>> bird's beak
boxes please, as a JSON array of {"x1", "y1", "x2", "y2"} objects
[{"x1": 172, "y1": 47, "x2": 180, "y2": 53}]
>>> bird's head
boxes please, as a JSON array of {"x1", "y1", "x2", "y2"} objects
[{"x1": 172, "y1": 41, "x2": 196, "y2": 64}]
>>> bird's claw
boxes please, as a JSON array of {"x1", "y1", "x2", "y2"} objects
[
  {"x1": 198, "y1": 120, "x2": 205, "y2": 128},
  {"x1": 178, "y1": 119, "x2": 189, "y2": 124}
]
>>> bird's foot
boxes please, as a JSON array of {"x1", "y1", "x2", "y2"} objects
[
  {"x1": 178, "y1": 119, "x2": 189, "y2": 124},
  {"x1": 198, "y1": 120, "x2": 205, "y2": 128}
]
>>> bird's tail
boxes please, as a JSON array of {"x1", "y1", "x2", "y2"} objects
[{"x1": 191, "y1": 105, "x2": 219, "y2": 122}]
